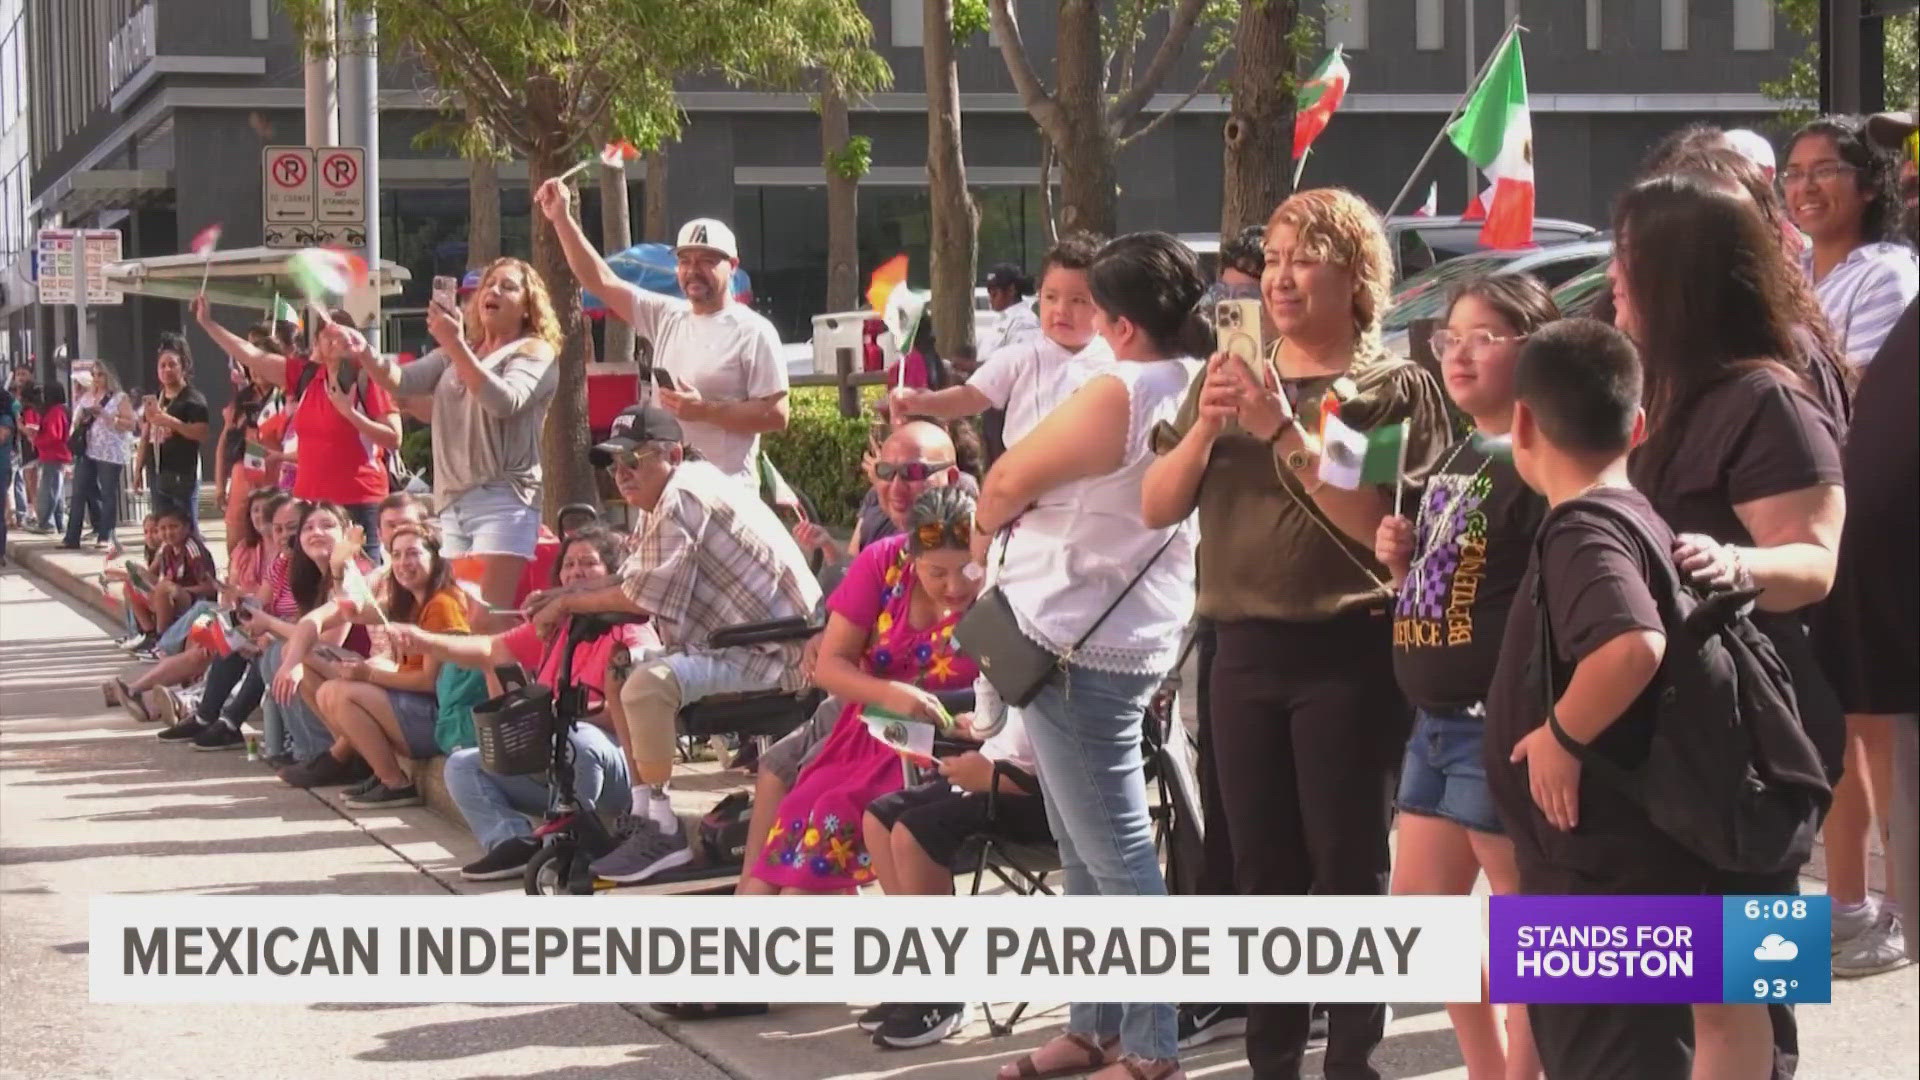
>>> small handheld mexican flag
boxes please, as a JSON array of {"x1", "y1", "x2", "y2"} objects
[
  {"x1": 187, "y1": 609, "x2": 239, "y2": 658},
  {"x1": 241, "y1": 440, "x2": 269, "y2": 483},
  {"x1": 1319, "y1": 414, "x2": 1409, "y2": 493},
  {"x1": 860, "y1": 707, "x2": 938, "y2": 765},
  {"x1": 1293, "y1": 47, "x2": 1352, "y2": 160},
  {"x1": 190, "y1": 223, "x2": 223, "y2": 295},
  {"x1": 557, "y1": 140, "x2": 642, "y2": 183},
  {"x1": 339, "y1": 559, "x2": 390, "y2": 629}
]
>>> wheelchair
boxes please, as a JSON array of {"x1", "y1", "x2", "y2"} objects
[{"x1": 521, "y1": 613, "x2": 823, "y2": 896}]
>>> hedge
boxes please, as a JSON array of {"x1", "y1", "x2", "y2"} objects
[{"x1": 763, "y1": 385, "x2": 884, "y2": 528}]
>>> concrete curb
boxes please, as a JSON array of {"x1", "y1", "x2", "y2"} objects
[{"x1": 5, "y1": 530, "x2": 460, "y2": 831}]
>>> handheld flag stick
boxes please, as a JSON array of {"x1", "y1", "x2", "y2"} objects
[
  {"x1": 1392, "y1": 419, "x2": 1412, "y2": 519},
  {"x1": 1292, "y1": 147, "x2": 1312, "y2": 188},
  {"x1": 1382, "y1": 17, "x2": 1523, "y2": 217}
]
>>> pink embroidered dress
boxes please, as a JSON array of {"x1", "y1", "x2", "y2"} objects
[{"x1": 754, "y1": 534, "x2": 977, "y2": 891}]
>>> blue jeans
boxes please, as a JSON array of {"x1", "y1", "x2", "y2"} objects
[
  {"x1": 258, "y1": 639, "x2": 332, "y2": 760},
  {"x1": 0, "y1": 459, "x2": 10, "y2": 555},
  {"x1": 443, "y1": 727, "x2": 633, "y2": 850},
  {"x1": 35, "y1": 460, "x2": 65, "y2": 531},
  {"x1": 157, "y1": 599, "x2": 217, "y2": 655},
  {"x1": 1395, "y1": 706, "x2": 1504, "y2": 834},
  {"x1": 1014, "y1": 662, "x2": 1177, "y2": 1061},
  {"x1": 64, "y1": 456, "x2": 121, "y2": 545}
]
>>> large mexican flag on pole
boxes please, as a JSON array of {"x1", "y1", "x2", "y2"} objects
[
  {"x1": 1447, "y1": 35, "x2": 1533, "y2": 249},
  {"x1": 1292, "y1": 47, "x2": 1351, "y2": 160}
]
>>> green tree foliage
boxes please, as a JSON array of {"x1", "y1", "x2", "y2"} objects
[
  {"x1": 282, "y1": 0, "x2": 889, "y2": 512},
  {"x1": 1762, "y1": 0, "x2": 1917, "y2": 128}
]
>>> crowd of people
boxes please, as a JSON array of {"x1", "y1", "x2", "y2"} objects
[{"x1": 5, "y1": 108, "x2": 1916, "y2": 1080}]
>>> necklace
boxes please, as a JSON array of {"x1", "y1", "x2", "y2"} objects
[{"x1": 1408, "y1": 439, "x2": 1494, "y2": 576}]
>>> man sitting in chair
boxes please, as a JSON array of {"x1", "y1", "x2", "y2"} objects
[{"x1": 523, "y1": 404, "x2": 820, "y2": 884}]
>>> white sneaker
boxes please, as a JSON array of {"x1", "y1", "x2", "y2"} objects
[
  {"x1": 1834, "y1": 909, "x2": 1911, "y2": 979},
  {"x1": 1832, "y1": 898, "x2": 1880, "y2": 955}
]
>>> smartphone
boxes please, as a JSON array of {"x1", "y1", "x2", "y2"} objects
[
  {"x1": 644, "y1": 365, "x2": 678, "y2": 392},
  {"x1": 1215, "y1": 298, "x2": 1267, "y2": 370},
  {"x1": 431, "y1": 275, "x2": 459, "y2": 312}
]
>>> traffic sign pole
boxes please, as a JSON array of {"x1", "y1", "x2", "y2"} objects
[{"x1": 75, "y1": 230, "x2": 91, "y2": 373}]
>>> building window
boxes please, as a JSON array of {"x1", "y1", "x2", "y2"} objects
[
  {"x1": 1661, "y1": 0, "x2": 1687, "y2": 51},
  {"x1": 1733, "y1": 0, "x2": 1772, "y2": 51},
  {"x1": 1325, "y1": 0, "x2": 1368, "y2": 51},
  {"x1": 1415, "y1": 0, "x2": 1443, "y2": 51},
  {"x1": 252, "y1": 0, "x2": 271, "y2": 40},
  {"x1": 1586, "y1": 0, "x2": 1602, "y2": 50},
  {"x1": 891, "y1": 0, "x2": 923, "y2": 48}
]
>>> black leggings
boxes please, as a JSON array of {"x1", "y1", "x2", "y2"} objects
[{"x1": 1210, "y1": 610, "x2": 1410, "y2": 1080}]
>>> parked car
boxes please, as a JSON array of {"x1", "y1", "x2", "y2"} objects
[
  {"x1": 1550, "y1": 259, "x2": 1613, "y2": 318},
  {"x1": 1381, "y1": 240, "x2": 1613, "y2": 356},
  {"x1": 1383, "y1": 215, "x2": 1598, "y2": 282}
]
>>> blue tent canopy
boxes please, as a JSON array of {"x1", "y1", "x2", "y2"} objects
[{"x1": 572, "y1": 242, "x2": 752, "y2": 311}]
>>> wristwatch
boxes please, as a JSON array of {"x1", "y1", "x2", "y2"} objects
[{"x1": 1284, "y1": 447, "x2": 1312, "y2": 472}]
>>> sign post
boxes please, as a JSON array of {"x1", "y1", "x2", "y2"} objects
[{"x1": 36, "y1": 228, "x2": 123, "y2": 365}]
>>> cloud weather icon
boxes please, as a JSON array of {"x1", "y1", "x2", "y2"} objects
[{"x1": 1754, "y1": 934, "x2": 1800, "y2": 962}]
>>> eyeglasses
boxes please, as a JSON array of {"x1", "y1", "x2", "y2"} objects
[
  {"x1": 874, "y1": 460, "x2": 953, "y2": 483},
  {"x1": 1427, "y1": 329, "x2": 1528, "y2": 356},
  {"x1": 1779, "y1": 162, "x2": 1859, "y2": 187},
  {"x1": 913, "y1": 518, "x2": 972, "y2": 552}
]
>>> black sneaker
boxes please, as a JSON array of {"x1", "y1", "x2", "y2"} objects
[
  {"x1": 343, "y1": 774, "x2": 382, "y2": 798},
  {"x1": 264, "y1": 753, "x2": 296, "y2": 769},
  {"x1": 158, "y1": 719, "x2": 210, "y2": 742},
  {"x1": 345, "y1": 782, "x2": 424, "y2": 810},
  {"x1": 191, "y1": 721, "x2": 246, "y2": 751},
  {"x1": 856, "y1": 1003, "x2": 904, "y2": 1033},
  {"x1": 1177, "y1": 1003, "x2": 1248, "y2": 1049},
  {"x1": 119, "y1": 633, "x2": 157, "y2": 654},
  {"x1": 460, "y1": 837, "x2": 541, "y2": 881},
  {"x1": 280, "y1": 753, "x2": 367, "y2": 789},
  {"x1": 873, "y1": 1003, "x2": 969, "y2": 1049}
]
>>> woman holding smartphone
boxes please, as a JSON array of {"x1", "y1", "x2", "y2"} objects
[{"x1": 330, "y1": 258, "x2": 561, "y2": 617}]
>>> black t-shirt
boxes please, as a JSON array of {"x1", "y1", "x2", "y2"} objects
[
  {"x1": 154, "y1": 387, "x2": 209, "y2": 477},
  {"x1": 1485, "y1": 487, "x2": 1677, "y2": 887},
  {"x1": 1391, "y1": 437, "x2": 1545, "y2": 710}
]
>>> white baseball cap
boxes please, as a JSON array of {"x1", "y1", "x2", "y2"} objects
[
  {"x1": 674, "y1": 218, "x2": 738, "y2": 262},
  {"x1": 1724, "y1": 129, "x2": 1776, "y2": 175}
]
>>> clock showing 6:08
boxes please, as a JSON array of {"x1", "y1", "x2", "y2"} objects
[{"x1": 1721, "y1": 895, "x2": 1831, "y2": 1004}]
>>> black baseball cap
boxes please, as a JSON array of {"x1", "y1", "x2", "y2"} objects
[
  {"x1": 590, "y1": 404, "x2": 684, "y2": 467},
  {"x1": 984, "y1": 263, "x2": 1028, "y2": 290}
]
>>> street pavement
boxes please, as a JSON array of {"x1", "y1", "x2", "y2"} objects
[{"x1": 2, "y1": 559, "x2": 1916, "y2": 1079}]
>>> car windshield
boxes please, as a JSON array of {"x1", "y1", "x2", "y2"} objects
[
  {"x1": 1381, "y1": 253, "x2": 1522, "y2": 332},
  {"x1": 1551, "y1": 259, "x2": 1613, "y2": 317}
]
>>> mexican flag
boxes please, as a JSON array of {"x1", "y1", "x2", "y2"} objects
[
  {"x1": 188, "y1": 609, "x2": 239, "y2": 658},
  {"x1": 241, "y1": 440, "x2": 268, "y2": 483},
  {"x1": 1319, "y1": 415, "x2": 1408, "y2": 491},
  {"x1": 1293, "y1": 47, "x2": 1351, "y2": 160},
  {"x1": 1447, "y1": 35, "x2": 1533, "y2": 249}
]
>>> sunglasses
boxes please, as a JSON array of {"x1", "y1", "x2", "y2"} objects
[
  {"x1": 875, "y1": 460, "x2": 953, "y2": 483},
  {"x1": 606, "y1": 447, "x2": 662, "y2": 471},
  {"x1": 914, "y1": 518, "x2": 973, "y2": 552}
]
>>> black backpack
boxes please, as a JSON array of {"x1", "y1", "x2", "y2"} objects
[{"x1": 1532, "y1": 497, "x2": 1832, "y2": 877}]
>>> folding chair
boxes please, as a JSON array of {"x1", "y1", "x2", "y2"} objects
[{"x1": 951, "y1": 759, "x2": 1060, "y2": 1037}]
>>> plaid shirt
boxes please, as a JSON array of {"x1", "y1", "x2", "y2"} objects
[{"x1": 619, "y1": 459, "x2": 822, "y2": 688}]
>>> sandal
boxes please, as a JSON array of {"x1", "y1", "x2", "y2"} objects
[
  {"x1": 997, "y1": 1032, "x2": 1120, "y2": 1080},
  {"x1": 1095, "y1": 1057, "x2": 1184, "y2": 1080},
  {"x1": 652, "y1": 1002, "x2": 770, "y2": 1021},
  {"x1": 102, "y1": 679, "x2": 121, "y2": 707},
  {"x1": 120, "y1": 682, "x2": 152, "y2": 723}
]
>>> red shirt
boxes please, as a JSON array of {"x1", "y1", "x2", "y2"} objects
[
  {"x1": 285, "y1": 354, "x2": 396, "y2": 505},
  {"x1": 32, "y1": 403, "x2": 71, "y2": 463}
]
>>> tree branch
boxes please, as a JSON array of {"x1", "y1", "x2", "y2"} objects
[
  {"x1": 987, "y1": 0, "x2": 1062, "y2": 137},
  {"x1": 412, "y1": 0, "x2": 524, "y2": 120},
  {"x1": 1105, "y1": 0, "x2": 1210, "y2": 125},
  {"x1": 1117, "y1": 49, "x2": 1224, "y2": 147}
]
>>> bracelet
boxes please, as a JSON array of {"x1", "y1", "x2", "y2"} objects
[
  {"x1": 1266, "y1": 413, "x2": 1296, "y2": 444},
  {"x1": 1728, "y1": 546, "x2": 1757, "y2": 591}
]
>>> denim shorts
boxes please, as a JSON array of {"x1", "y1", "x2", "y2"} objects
[
  {"x1": 1396, "y1": 706, "x2": 1505, "y2": 835},
  {"x1": 438, "y1": 481, "x2": 541, "y2": 559},
  {"x1": 386, "y1": 688, "x2": 441, "y2": 759}
]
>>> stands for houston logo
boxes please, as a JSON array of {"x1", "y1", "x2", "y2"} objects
[{"x1": 91, "y1": 895, "x2": 1482, "y2": 1005}]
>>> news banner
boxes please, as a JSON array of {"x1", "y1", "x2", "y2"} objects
[{"x1": 89, "y1": 894, "x2": 1829, "y2": 1006}]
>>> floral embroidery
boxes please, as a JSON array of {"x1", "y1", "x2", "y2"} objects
[{"x1": 761, "y1": 810, "x2": 875, "y2": 885}]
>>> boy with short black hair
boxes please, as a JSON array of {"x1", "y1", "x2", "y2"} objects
[{"x1": 1489, "y1": 318, "x2": 1771, "y2": 1079}]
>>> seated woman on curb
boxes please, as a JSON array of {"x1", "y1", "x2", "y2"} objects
[
  {"x1": 384, "y1": 525, "x2": 655, "y2": 881},
  {"x1": 857, "y1": 708, "x2": 1049, "y2": 1050},
  {"x1": 259, "y1": 501, "x2": 381, "y2": 787},
  {"x1": 281, "y1": 523, "x2": 470, "y2": 809},
  {"x1": 747, "y1": 485, "x2": 982, "y2": 896}
]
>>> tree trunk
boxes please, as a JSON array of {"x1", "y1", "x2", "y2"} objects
[
  {"x1": 531, "y1": 152, "x2": 597, "y2": 516},
  {"x1": 1221, "y1": 0, "x2": 1298, "y2": 237},
  {"x1": 642, "y1": 145, "x2": 671, "y2": 243},
  {"x1": 1054, "y1": 0, "x2": 1117, "y2": 238},
  {"x1": 599, "y1": 155, "x2": 636, "y2": 367},
  {"x1": 924, "y1": 0, "x2": 980, "y2": 357},
  {"x1": 821, "y1": 80, "x2": 860, "y2": 313},
  {"x1": 468, "y1": 156, "x2": 501, "y2": 268}
]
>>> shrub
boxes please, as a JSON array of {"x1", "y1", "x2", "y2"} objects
[{"x1": 762, "y1": 385, "x2": 882, "y2": 527}]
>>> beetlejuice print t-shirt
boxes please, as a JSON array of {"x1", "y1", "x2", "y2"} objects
[{"x1": 1390, "y1": 436, "x2": 1546, "y2": 712}]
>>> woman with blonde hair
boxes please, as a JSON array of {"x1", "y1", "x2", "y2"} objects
[
  {"x1": 60, "y1": 358, "x2": 137, "y2": 549},
  {"x1": 334, "y1": 257, "x2": 562, "y2": 613},
  {"x1": 1142, "y1": 188, "x2": 1451, "y2": 1078}
]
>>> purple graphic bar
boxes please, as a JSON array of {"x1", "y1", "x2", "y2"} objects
[{"x1": 1490, "y1": 896, "x2": 1724, "y2": 1004}]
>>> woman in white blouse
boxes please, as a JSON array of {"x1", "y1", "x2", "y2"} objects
[
  {"x1": 974, "y1": 233, "x2": 1208, "y2": 1080},
  {"x1": 60, "y1": 360, "x2": 137, "y2": 549}
]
